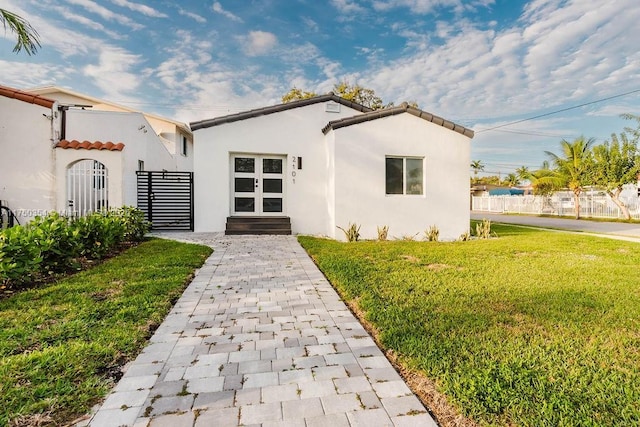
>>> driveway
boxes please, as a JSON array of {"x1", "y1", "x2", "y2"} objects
[{"x1": 471, "y1": 212, "x2": 640, "y2": 241}]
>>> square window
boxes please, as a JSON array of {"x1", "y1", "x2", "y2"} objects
[{"x1": 385, "y1": 157, "x2": 424, "y2": 195}]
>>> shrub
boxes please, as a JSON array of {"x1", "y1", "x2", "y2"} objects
[
  {"x1": 398, "y1": 233, "x2": 419, "y2": 241},
  {"x1": 377, "y1": 226, "x2": 389, "y2": 241},
  {"x1": 28, "y1": 213, "x2": 81, "y2": 273},
  {"x1": 425, "y1": 225, "x2": 439, "y2": 242},
  {"x1": 74, "y1": 212, "x2": 123, "y2": 259},
  {"x1": 113, "y1": 206, "x2": 150, "y2": 242},
  {"x1": 475, "y1": 218, "x2": 493, "y2": 239},
  {"x1": 337, "y1": 223, "x2": 361, "y2": 242},
  {"x1": 459, "y1": 230, "x2": 471, "y2": 241},
  {"x1": 0, "y1": 226, "x2": 44, "y2": 286}
]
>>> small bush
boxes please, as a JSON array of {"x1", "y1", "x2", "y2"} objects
[
  {"x1": 475, "y1": 218, "x2": 493, "y2": 239},
  {"x1": 459, "y1": 230, "x2": 471, "y2": 241},
  {"x1": 397, "y1": 233, "x2": 419, "y2": 241},
  {"x1": 337, "y1": 223, "x2": 361, "y2": 242},
  {"x1": 425, "y1": 225, "x2": 439, "y2": 242},
  {"x1": 377, "y1": 226, "x2": 389, "y2": 241}
]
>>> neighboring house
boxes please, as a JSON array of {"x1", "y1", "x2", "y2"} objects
[
  {"x1": 0, "y1": 84, "x2": 193, "y2": 224},
  {"x1": 191, "y1": 94, "x2": 474, "y2": 240},
  {"x1": 28, "y1": 86, "x2": 193, "y2": 172}
]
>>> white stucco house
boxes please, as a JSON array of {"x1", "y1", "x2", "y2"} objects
[
  {"x1": 191, "y1": 94, "x2": 474, "y2": 240},
  {"x1": 0, "y1": 84, "x2": 193, "y2": 224}
]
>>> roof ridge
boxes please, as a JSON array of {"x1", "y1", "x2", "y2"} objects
[{"x1": 190, "y1": 94, "x2": 372, "y2": 130}]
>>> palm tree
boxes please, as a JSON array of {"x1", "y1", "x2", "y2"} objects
[
  {"x1": 515, "y1": 166, "x2": 530, "y2": 183},
  {"x1": 504, "y1": 173, "x2": 520, "y2": 187},
  {"x1": 470, "y1": 160, "x2": 484, "y2": 182},
  {"x1": 545, "y1": 137, "x2": 595, "y2": 219},
  {"x1": 592, "y1": 132, "x2": 639, "y2": 220},
  {"x1": 1, "y1": 8, "x2": 40, "y2": 55}
]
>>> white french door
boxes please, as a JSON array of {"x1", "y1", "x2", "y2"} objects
[{"x1": 232, "y1": 155, "x2": 285, "y2": 216}]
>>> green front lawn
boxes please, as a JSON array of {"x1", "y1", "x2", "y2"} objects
[
  {"x1": 299, "y1": 225, "x2": 640, "y2": 426},
  {"x1": 0, "y1": 238, "x2": 212, "y2": 426}
]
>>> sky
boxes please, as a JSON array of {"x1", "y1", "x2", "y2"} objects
[{"x1": 1, "y1": 0, "x2": 639, "y2": 177}]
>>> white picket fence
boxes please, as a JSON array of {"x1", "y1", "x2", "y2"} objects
[{"x1": 471, "y1": 194, "x2": 640, "y2": 220}]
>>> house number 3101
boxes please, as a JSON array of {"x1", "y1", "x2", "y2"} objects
[{"x1": 291, "y1": 156, "x2": 297, "y2": 183}]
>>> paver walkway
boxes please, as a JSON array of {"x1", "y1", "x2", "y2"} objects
[{"x1": 85, "y1": 234, "x2": 437, "y2": 427}]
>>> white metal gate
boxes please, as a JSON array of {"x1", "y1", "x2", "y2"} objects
[{"x1": 67, "y1": 159, "x2": 109, "y2": 216}]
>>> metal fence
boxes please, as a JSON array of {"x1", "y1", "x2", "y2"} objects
[
  {"x1": 472, "y1": 194, "x2": 640, "y2": 219},
  {"x1": 137, "y1": 171, "x2": 194, "y2": 231}
]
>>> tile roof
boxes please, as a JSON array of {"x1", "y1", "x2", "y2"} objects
[
  {"x1": 190, "y1": 94, "x2": 372, "y2": 130},
  {"x1": 55, "y1": 140, "x2": 125, "y2": 151},
  {"x1": 322, "y1": 102, "x2": 475, "y2": 138},
  {"x1": 0, "y1": 84, "x2": 56, "y2": 109}
]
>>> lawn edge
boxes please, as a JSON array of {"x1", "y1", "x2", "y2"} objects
[{"x1": 299, "y1": 237, "x2": 478, "y2": 427}]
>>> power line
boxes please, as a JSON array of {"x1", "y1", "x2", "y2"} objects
[{"x1": 475, "y1": 88, "x2": 640, "y2": 134}]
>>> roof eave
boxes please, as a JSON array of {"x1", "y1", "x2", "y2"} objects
[
  {"x1": 0, "y1": 84, "x2": 56, "y2": 109},
  {"x1": 322, "y1": 103, "x2": 474, "y2": 138}
]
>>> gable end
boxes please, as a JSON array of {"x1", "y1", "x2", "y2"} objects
[{"x1": 322, "y1": 103, "x2": 474, "y2": 138}]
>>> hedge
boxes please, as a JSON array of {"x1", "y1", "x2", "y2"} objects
[{"x1": 0, "y1": 207, "x2": 149, "y2": 288}]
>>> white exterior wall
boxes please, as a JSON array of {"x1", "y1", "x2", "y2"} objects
[
  {"x1": 64, "y1": 110, "x2": 177, "y2": 206},
  {"x1": 331, "y1": 114, "x2": 471, "y2": 241},
  {"x1": 194, "y1": 102, "x2": 361, "y2": 233},
  {"x1": 0, "y1": 97, "x2": 59, "y2": 222}
]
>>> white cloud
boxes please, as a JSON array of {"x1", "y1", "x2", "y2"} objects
[
  {"x1": 83, "y1": 47, "x2": 142, "y2": 99},
  {"x1": 331, "y1": 0, "x2": 366, "y2": 14},
  {"x1": 109, "y1": 0, "x2": 167, "y2": 18},
  {"x1": 373, "y1": 0, "x2": 494, "y2": 14},
  {"x1": 49, "y1": 5, "x2": 125, "y2": 40},
  {"x1": 239, "y1": 31, "x2": 278, "y2": 56},
  {"x1": 0, "y1": 60, "x2": 66, "y2": 88},
  {"x1": 178, "y1": 8, "x2": 206, "y2": 23},
  {"x1": 365, "y1": 0, "x2": 640, "y2": 126},
  {"x1": 302, "y1": 17, "x2": 319, "y2": 32},
  {"x1": 212, "y1": 2, "x2": 243, "y2": 23},
  {"x1": 64, "y1": 0, "x2": 144, "y2": 29}
]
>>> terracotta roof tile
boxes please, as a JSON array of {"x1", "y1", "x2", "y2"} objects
[
  {"x1": 55, "y1": 140, "x2": 125, "y2": 151},
  {"x1": 0, "y1": 84, "x2": 56, "y2": 108}
]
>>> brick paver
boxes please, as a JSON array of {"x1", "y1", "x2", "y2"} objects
[{"x1": 83, "y1": 233, "x2": 436, "y2": 426}]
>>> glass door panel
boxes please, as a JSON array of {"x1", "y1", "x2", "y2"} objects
[
  {"x1": 261, "y1": 158, "x2": 283, "y2": 214},
  {"x1": 233, "y1": 156, "x2": 257, "y2": 215}
]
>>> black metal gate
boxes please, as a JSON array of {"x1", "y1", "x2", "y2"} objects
[{"x1": 136, "y1": 171, "x2": 194, "y2": 231}]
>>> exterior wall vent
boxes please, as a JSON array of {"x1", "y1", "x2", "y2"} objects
[{"x1": 325, "y1": 102, "x2": 341, "y2": 113}]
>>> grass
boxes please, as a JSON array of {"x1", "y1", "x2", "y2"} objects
[
  {"x1": 0, "y1": 238, "x2": 212, "y2": 426},
  {"x1": 299, "y1": 224, "x2": 640, "y2": 426}
]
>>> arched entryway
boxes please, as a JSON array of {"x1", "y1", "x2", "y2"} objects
[{"x1": 66, "y1": 159, "x2": 109, "y2": 216}]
